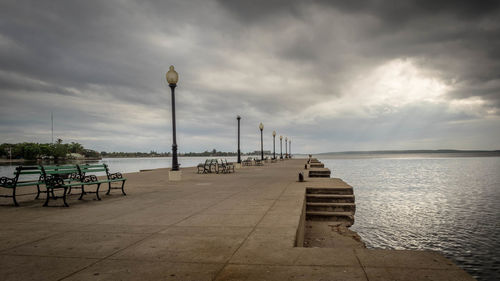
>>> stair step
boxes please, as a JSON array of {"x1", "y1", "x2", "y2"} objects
[
  {"x1": 308, "y1": 174, "x2": 330, "y2": 178},
  {"x1": 306, "y1": 187, "x2": 353, "y2": 195},
  {"x1": 306, "y1": 194, "x2": 355, "y2": 203},
  {"x1": 306, "y1": 194, "x2": 354, "y2": 198},
  {"x1": 306, "y1": 211, "x2": 355, "y2": 225},
  {"x1": 306, "y1": 211, "x2": 353, "y2": 217},
  {"x1": 307, "y1": 202, "x2": 355, "y2": 207},
  {"x1": 307, "y1": 202, "x2": 356, "y2": 212}
]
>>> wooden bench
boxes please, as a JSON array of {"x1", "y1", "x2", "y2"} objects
[
  {"x1": 0, "y1": 165, "x2": 44, "y2": 206},
  {"x1": 242, "y1": 157, "x2": 253, "y2": 166},
  {"x1": 78, "y1": 163, "x2": 126, "y2": 196},
  {"x1": 254, "y1": 158, "x2": 263, "y2": 166},
  {"x1": 221, "y1": 159, "x2": 235, "y2": 173},
  {"x1": 41, "y1": 165, "x2": 84, "y2": 207},
  {"x1": 41, "y1": 164, "x2": 126, "y2": 207},
  {"x1": 197, "y1": 159, "x2": 211, "y2": 174}
]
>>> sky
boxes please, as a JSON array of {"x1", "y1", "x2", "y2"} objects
[{"x1": 1, "y1": 0, "x2": 499, "y2": 154}]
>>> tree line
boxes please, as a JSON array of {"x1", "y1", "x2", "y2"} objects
[
  {"x1": 0, "y1": 140, "x2": 100, "y2": 160},
  {"x1": 1, "y1": 143, "x2": 253, "y2": 160},
  {"x1": 101, "y1": 149, "x2": 241, "y2": 158}
]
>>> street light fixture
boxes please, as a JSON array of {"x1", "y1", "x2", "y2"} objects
[
  {"x1": 280, "y1": 135, "x2": 283, "y2": 159},
  {"x1": 272, "y1": 131, "x2": 276, "y2": 160},
  {"x1": 166, "y1": 65, "x2": 180, "y2": 171},
  {"x1": 237, "y1": 116, "x2": 241, "y2": 164},
  {"x1": 259, "y1": 122, "x2": 264, "y2": 161}
]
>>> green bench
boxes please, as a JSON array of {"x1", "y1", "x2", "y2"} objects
[
  {"x1": 41, "y1": 165, "x2": 87, "y2": 207},
  {"x1": 41, "y1": 163, "x2": 126, "y2": 207},
  {"x1": 78, "y1": 163, "x2": 127, "y2": 196},
  {"x1": 0, "y1": 165, "x2": 46, "y2": 206}
]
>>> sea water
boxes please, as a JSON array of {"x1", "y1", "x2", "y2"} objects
[{"x1": 318, "y1": 156, "x2": 500, "y2": 281}]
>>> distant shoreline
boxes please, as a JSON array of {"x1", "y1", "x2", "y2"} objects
[
  {"x1": 297, "y1": 150, "x2": 500, "y2": 159},
  {"x1": 295, "y1": 150, "x2": 500, "y2": 159},
  {"x1": 318, "y1": 149, "x2": 500, "y2": 155}
]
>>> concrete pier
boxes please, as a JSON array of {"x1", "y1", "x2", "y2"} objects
[{"x1": 0, "y1": 159, "x2": 474, "y2": 280}]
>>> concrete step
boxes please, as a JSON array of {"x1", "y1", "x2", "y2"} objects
[
  {"x1": 308, "y1": 174, "x2": 330, "y2": 178},
  {"x1": 308, "y1": 158, "x2": 320, "y2": 163},
  {"x1": 309, "y1": 163, "x2": 324, "y2": 168},
  {"x1": 306, "y1": 211, "x2": 354, "y2": 225},
  {"x1": 306, "y1": 194, "x2": 355, "y2": 203},
  {"x1": 308, "y1": 168, "x2": 331, "y2": 178},
  {"x1": 306, "y1": 202, "x2": 356, "y2": 212},
  {"x1": 306, "y1": 187, "x2": 353, "y2": 195}
]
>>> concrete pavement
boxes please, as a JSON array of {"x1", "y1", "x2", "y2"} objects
[{"x1": 0, "y1": 159, "x2": 474, "y2": 280}]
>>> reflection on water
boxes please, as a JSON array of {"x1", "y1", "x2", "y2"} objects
[{"x1": 319, "y1": 157, "x2": 500, "y2": 281}]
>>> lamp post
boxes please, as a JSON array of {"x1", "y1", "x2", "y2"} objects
[
  {"x1": 280, "y1": 135, "x2": 283, "y2": 159},
  {"x1": 289, "y1": 138, "x2": 291, "y2": 158},
  {"x1": 285, "y1": 137, "x2": 288, "y2": 158},
  {"x1": 272, "y1": 131, "x2": 276, "y2": 160},
  {"x1": 166, "y1": 65, "x2": 179, "y2": 171},
  {"x1": 237, "y1": 115, "x2": 241, "y2": 164},
  {"x1": 259, "y1": 123, "x2": 264, "y2": 160}
]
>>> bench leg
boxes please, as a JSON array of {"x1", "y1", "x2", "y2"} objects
[
  {"x1": 35, "y1": 184, "x2": 41, "y2": 199},
  {"x1": 62, "y1": 187, "x2": 69, "y2": 207},
  {"x1": 79, "y1": 185, "x2": 85, "y2": 200},
  {"x1": 121, "y1": 180, "x2": 126, "y2": 196},
  {"x1": 12, "y1": 187, "x2": 19, "y2": 207},
  {"x1": 95, "y1": 183, "x2": 101, "y2": 200},
  {"x1": 43, "y1": 187, "x2": 51, "y2": 207}
]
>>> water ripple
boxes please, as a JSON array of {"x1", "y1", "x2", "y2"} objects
[{"x1": 320, "y1": 156, "x2": 500, "y2": 281}]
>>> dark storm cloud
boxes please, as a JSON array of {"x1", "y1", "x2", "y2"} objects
[
  {"x1": 0, "y1": 0, "x2": 499, "y2": 152},
  {"x1": 218, "y1": 0, "x2": 500, "y2": 23}
]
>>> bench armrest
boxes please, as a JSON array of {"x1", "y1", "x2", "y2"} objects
[
  {"x1": 83, "y1": 175, "x2": 99, "y2": 183},
  {"x1": 0, "y1": 176, "x2": 16, "y2": 187},
  {"x1": 45, "y1": 175, "x2": 65, "y2": 188},
  {"x1": 108, "y1": 172, "x2": 123, "y2": 180},
  {"x1": 69, "y1": 173, "x2": 84, "y2": 181}
]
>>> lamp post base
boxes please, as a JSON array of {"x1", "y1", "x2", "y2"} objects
[{"x1": 168, "y1": 170, "x2": 182, "y2": 181}]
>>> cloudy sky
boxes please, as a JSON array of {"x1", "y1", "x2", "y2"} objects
[{"x1": 1, "y1": 0, "x2": 499, "y2": 154}]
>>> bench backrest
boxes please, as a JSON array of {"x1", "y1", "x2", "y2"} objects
[
  {"x1": 41, "y1": 165, "x2": 80, "y2": 176},
  {"x1": 15, "y1": 165, "x2": 42, "y2": 175},
  {"x1": 4, "y1": 166, "x2": 42, "y2": 186},
  {"x1": 78, "y1": 163, "x2": 108, "y2": 174}
]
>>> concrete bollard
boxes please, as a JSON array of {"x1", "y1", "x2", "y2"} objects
[{"x1": 298, "y1": 172, "x2": 304, "y2": 182}]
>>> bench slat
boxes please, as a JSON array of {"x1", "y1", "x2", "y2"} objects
[
  {"x1": 16, "y1": 181, "x2": 43, "y2": 186},
  {"x1": 80, "y1": 164, "x2": 106, "y2": 168},
  {"x1": 15, "y1": 171, "x2": 42, "y2": 175},
  {"x1": 80, "y1": 168, "x2": 106, "y2": 172},
  {"x1": 44, "y1": 170, "x2": 79, "y2": 174}
]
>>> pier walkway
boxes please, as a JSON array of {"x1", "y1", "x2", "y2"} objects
[{"x1": 0, "y1": 159, "x2": 474, "y2": 280}]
